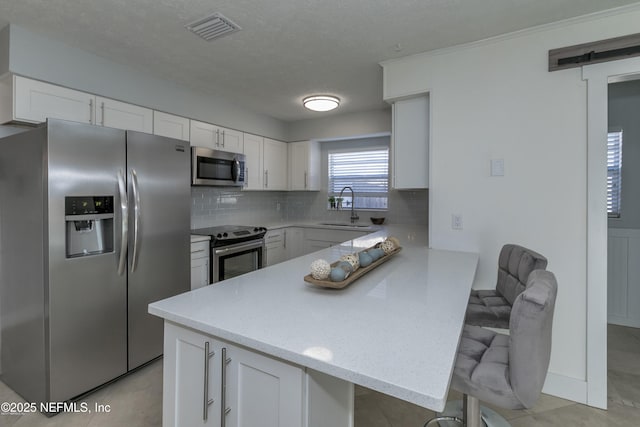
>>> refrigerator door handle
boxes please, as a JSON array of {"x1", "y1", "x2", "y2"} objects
[
  {"x1": 130, "y1": 168, "x2": 141, "y2": 273},
  {"x1": 117, "y1": 169, "x2": 128, "y2": 276}
]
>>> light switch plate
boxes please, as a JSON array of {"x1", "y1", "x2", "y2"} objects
[{"x1": 491, "y1": 159, "x2": 505, "y2": 176}]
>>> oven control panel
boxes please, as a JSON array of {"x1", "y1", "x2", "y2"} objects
[{"x1": 192, "y1": 225, "x2": 267, "y2": 247}]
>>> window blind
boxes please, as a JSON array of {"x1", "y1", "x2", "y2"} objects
[
  {"x1": 607, "y1": 130, "x2": 623, "y2": 218},
  {"x1": 328, "y1": 148, "x2": 389, "y2": 210}
]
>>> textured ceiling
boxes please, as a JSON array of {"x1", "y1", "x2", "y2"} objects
[{"x1": 1, "y1": 0, "x2": 639, "y2": 122}]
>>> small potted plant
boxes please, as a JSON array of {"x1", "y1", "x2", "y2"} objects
[
  {"x1": 328, "y1": 196, "x2": 336, "y2": 209},
  {"x1": 336, "y1": 197, "x2": 343, "y2": 210}
]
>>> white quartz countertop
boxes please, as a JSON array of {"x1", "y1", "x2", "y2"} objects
[
  {"x1": 190, "y1": 234, "x2": 211, "y2": 243},
  {"x1": 150, "y1": 225, "x2": 478, "y2": 411}
]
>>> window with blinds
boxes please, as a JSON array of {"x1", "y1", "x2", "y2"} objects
[
  {"x1": 607, "y1": 130, "x2": 623, "y2": 218},
  {"x1": 328, "y1": 148, "x2": 389, "y2": 210}
]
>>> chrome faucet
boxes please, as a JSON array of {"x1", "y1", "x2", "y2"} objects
[{"x1": 338, "y1": 186, "x2": 359, "y2": 224}]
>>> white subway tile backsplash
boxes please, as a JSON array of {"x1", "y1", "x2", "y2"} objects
[{"x1": 191, "y1": 188, "x2": 428, "y2": 229}]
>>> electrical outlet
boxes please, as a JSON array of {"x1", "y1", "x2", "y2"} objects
[
  {"x1": 276, "y1": 202, "x2": 281, "y2": 212},
  {"x1": 452, "y1": 214, "x2": 463, "y2": 230}
]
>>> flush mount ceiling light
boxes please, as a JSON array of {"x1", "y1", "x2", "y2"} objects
[{"x1": 303, "y1": 95, "x2": 340, "y2": 112}]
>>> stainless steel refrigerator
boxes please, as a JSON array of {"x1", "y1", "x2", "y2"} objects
[{"x1": 0, "y1": 119, "x2": 190, "y2": 404}]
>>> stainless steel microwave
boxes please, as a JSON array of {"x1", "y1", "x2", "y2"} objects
[{"x1": 191, "y1": 147, "x2": 246, "y2": 187}]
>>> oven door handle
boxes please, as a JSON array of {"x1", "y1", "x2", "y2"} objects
[{"x1": 214, "y1": 240, "x2": 264, "y2": 256}]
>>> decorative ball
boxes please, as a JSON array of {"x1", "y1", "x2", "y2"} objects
[
  {"x1": 368, "y1": 248, "x2": 384, "y2": 261},
  {"x1": 380, "y1": 240, "x2": 395, "y2": 254},
  {"x1": 340, "y1": 253, "x2": 360, "y2": 270},
  {"x1": 330, "y1": 267, "x2": 348, "y2": 282},
  {"x1": 358, "y1": 251, "x2": 373, "y2": 267},
  {"x1": 386, "y1": 236, "x2": 401, "y2": 248},
  {"x1": 310, "y1": 259, "x2": 331, "y2": 280},
  {"x1": 338, "y1": 261, "x2": 354, "y2": 273}
]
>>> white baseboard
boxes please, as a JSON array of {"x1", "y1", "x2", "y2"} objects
[
  {"x1": 608, "y1": 316, "x2": 640, "y2": 329},
  {"x1": 542, "y1": 372, "x2": 588, "y2": 405}
]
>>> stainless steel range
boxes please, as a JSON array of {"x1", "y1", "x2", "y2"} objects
[{"x1": 192, "y1": 225, "x2": 267, "y2": 283}]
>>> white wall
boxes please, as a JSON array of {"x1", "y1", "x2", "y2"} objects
[
  {"x1": 4, "y1": 25, "x2": 287, "y2": 140},
  {"x1": 0, "y1": 26, "x2": 8, "y2": 75},
  {"x1": 382, "y1": 4, "x2": 640, "y2": 404},
  {"x1": 286, "y1": 108, "x2": 391, "y2": 141}
]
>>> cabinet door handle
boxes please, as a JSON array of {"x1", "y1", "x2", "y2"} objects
[
  {"x1": 221, "y1": 347, "x2": 232, "y2": 427},
  {"x1": 100, "y1": 101, "x2": 105, "y2": 126},
  {"x1": 245, "y1": 168, "x2": 249, "y2": 187},
  {"x1": 216, "y1": 129, "x2": 220, "y2": 147},
  {"x1": 221, "y1": 130, "x2": 225, "y2": 147},
  {"x1": 304, "y1": 171, "x2": 308, "y2": 189},
  {"x1": 203, "y1": 341, "x2": 215, "y2": 421},
  {"x1": 89, "y1": 99, "x2": 94, "y2": 124},
  {"x1": 264, "y1": 170, "x2": 268, "y2": 188}
]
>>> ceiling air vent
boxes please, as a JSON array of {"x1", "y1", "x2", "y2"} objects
[{"x1": 185, "y1": 13, "x2": 241, "y2": 42}]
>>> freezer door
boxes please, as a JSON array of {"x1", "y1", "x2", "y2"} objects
[
  {"x1": 126, "y1": 131, "x2": 190, "y2": 369},
  {"x1": 47, "y1": 119, "x2": 128, "y2": 401}
]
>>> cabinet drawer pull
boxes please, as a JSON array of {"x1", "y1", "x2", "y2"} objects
[
  {"x1": 203, "y1": 341, "x2": 215, "y2": 421},
  {"x1": 221, "y1": 347, "x2": 231, "y2": 427}
]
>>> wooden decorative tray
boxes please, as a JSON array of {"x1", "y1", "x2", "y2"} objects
[{"x1": 304, "y1": 246, "x2": 402, "y2": 289}]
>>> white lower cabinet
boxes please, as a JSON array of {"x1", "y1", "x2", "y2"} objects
[
  {"x1": 304, "y1": 228, "x2": 368, "y2": 254},
  {"x1": 163, "y1": 322, "x2": 304, "y2": 427},
  {"x1": 191, "y1": 240, "x2": 210, "y2": 290},
  {"x1": 285, "y1": 227, "x2": 305, "y2": 260},
  {"x1": 226, "y1": 343, "x2": 303, "y2": 427},
  {"x1": 265, "y1": 229, "x2": 286, "y2": 267}
]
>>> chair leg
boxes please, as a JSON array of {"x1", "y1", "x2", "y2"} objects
[
  {"x1": 423, "y1": 394, "x2": 513, "y2": 427},
  {"x1": 464, "y1": 394, "x2": 482, "y2": 427}
]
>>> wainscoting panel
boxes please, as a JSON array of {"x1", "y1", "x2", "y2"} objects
[{"x1": 608, "y1": 228, "x2": 640, "y2": 328}]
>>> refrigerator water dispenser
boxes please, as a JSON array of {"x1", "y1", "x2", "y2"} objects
[{"x1": 65, "y1": 196, "x2": 114, "y2": 258}]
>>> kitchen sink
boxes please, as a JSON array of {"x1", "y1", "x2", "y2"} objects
[{"x1": 319, "y1": 222, "x2": 372, "y2": 228}]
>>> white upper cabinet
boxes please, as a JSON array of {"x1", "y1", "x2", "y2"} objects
[
  {"x1": 288, "y1": 140, "x2": 320, "y2": 191},
  {"x1": 7, "y1": 75, "x2": 94, "y2": 125},
  {"x1": 0, "y1": 76, "x2": 154, "y2": 133},
  {"x1": 153, "y1": 111, "x2": 190, "y2": 141},
  {"x1": 190, "y1": 120, "x2": 243, "y2": 153},
  {"x1": 392, "y1": 95, "x2": 429, "y2": 189},
  {"x1": 243, "y1": 133, "x2": 264, "y2": 190},
  {"x1": 190, "y1": 120, "x2": 218, "y2": 149},
  {"x1": 263, "y1": 138, "x2": 288, "y2": 191},
  {"x1": 219, "y1": 127, "x2": 243, "y2": 153},
  {"x1": 95, "y1": 96, "x2": 153, "y2": 133}
]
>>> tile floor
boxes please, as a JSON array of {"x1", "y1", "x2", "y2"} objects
[{"x1": 1, "y1": 324, "x2": 639, "y2": 426}]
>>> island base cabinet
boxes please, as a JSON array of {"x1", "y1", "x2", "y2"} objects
[
  {"x1": 164, "y1": 322, "x2": 349, "y2": 427},
  {"x1": 226, "y1": 344, "x2": 303, "y2": 427},
  {"x1": 163, "y1": 322, "x2": 222, "y2": 427}
]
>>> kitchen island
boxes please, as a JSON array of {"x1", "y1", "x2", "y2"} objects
[{"x1": 149, "y1": 225, "x2": 478, "y2": 427}]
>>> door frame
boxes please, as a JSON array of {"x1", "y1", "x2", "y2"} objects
[{"x1": 583, "y1": 56, "x2": 640, "y2": 409}]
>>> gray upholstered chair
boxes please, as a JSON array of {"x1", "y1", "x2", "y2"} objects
[
  {"x1": 424, "y1": 270, "x2": 557, "y2": 427},
  {"x1": 466, "y1": 244, "x2": 547, "y2": 329}
]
